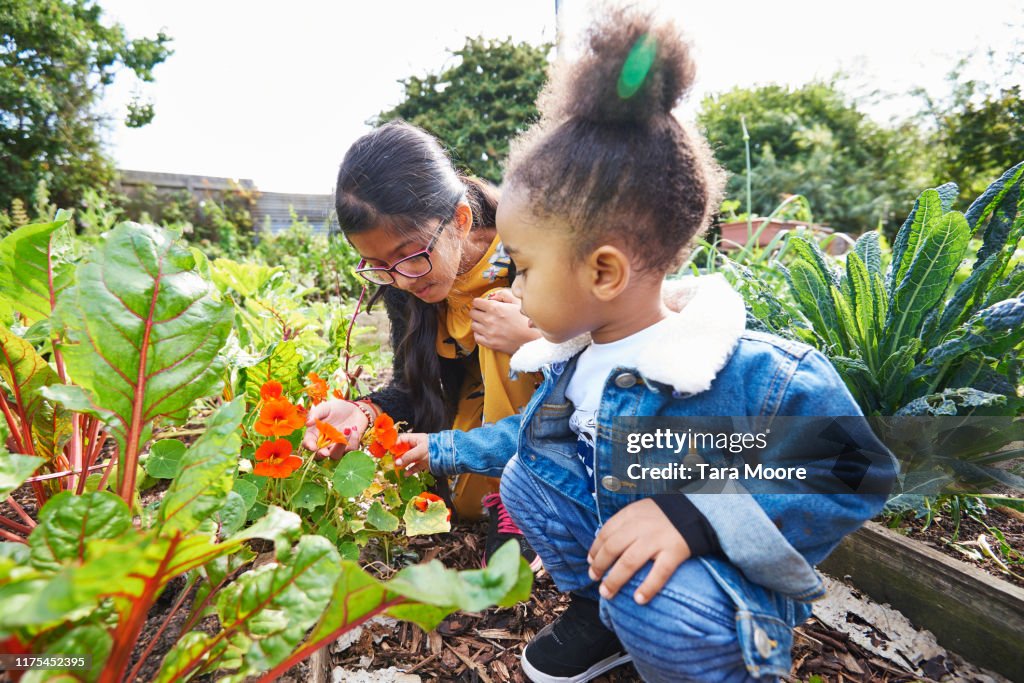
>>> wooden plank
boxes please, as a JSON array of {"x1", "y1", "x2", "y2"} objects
[{"x1": 819, "y1": 521, "x2": 1024, "y2": 681}]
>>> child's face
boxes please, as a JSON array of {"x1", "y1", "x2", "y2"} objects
[{"x1": 496, "y1": 189, "x2": 601, "y2": 344}]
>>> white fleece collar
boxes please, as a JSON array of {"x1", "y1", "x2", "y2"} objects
[{"x1": 510, "y1": 273, "x2": 747, "y2": 396}]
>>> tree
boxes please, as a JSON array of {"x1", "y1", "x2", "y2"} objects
[
  {"x1": 917, "y1": 39, "x2": 1024, "y2": 203},
  {"x1": 0, "y1": 0, "x2": 172, "y2": 209},
  {"x1": 374, "y1": 36, "x2": 551, "y2": 184},
  {"x1": 697, "y1": 80, "x2": 928, "y2": 234}
]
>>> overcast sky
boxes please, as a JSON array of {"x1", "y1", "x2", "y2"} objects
[{"x1": 98, "y1": 0, "x2": 1023, "y2": 194}]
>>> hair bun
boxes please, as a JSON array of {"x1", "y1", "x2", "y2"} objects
[{"x1": 547, "y1": 6, "x2": 696, "y2": 124}]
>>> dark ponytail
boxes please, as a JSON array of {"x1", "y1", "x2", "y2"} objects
[{"x1": 335, "y1": 121, "x2": 499, "y2": 432}]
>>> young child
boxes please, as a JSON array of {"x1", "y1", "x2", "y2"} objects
[{"x1": 396, "y1": 8, "x2": 895, "y2": 682}]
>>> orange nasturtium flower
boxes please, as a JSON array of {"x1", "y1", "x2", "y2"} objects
[
  {"x1": 304, "y1": 372, "x2": 329, "y2": 405},
  {"x1": 314, "y1": 419, "x2": 348, "y2": 451},
  {"x1": 260, "y1": 380, "x2": 284, "y2": 401},
  {"x1": 254, "y1": 439, "x2": 303, "y2": 478},
  {"x1": 367, "y1": 413, "x2": 410, "y2": 458},
  {"x1": 255, "y1": 399, "x2": 305, "y2": 437},
  {"x1": 412, "y1": 492, "x2": 451, "y2": 521}
]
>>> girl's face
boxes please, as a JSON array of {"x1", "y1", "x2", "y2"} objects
[
  {"x1": 348, "y1": 211, "x2": 468, "y2": 304},
  {"x1": 496, "y1": 189, "x2": 602, "y2": 344}
]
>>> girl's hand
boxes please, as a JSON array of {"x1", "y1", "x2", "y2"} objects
[
  {"x1": 470, "y1": 288, "x2": 541, "y2": 355},
  {"x1": 587, "y1": 499, "x2": 691, "y2": 605},
  {"x1": 394, "y1": 433, "x2": 430, "y2": 475},
  {"x1": 301, "y1": 399, "x2": 369, "y2": 460}
]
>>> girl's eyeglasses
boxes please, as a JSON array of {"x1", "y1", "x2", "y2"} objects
[{"x1": 354, "y1": 219, "x2": 447, "y2": 286}]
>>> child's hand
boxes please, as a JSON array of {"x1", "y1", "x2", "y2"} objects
[
  {"x1": 394, "y1": 433, "x2": 430, "y2": 475},
  {"x1": 587, "y1": 499, "x2": 691, "y2": 605}
]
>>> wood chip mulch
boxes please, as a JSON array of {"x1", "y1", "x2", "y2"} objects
[{"x1": 333, "y1": 524, "x2": 926, "y2": 683}]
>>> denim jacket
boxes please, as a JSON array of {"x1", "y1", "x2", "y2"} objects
[{"x1": 428, "y1": 274, "x2": 897, "y2": 604}]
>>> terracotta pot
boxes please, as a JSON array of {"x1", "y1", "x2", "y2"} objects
[{"x1": 717, "y1": 219, "x2": 852, "y2": 256}]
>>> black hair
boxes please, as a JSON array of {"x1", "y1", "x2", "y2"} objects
[
  {"x1": 335, "y1": 120, "x2": 498, "y2": 431},
  {"x1": 504, "y1": 7, "x2": 725, "y2": 272}
]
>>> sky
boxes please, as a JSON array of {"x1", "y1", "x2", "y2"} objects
[{"x1": 98, "y1": 0, "x2": 1023, "y2": 195}]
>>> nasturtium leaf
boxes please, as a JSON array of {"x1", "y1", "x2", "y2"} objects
[
  {"x1": 145, "y1": 438, "x2": 187, "y2": 479},
  {"x1": 398, "y1": 474, "x2": 425, "y2": 501},
  {"x1": 216, "y1": 491, "x2": 248, "y2": 537},
  {"x1": 233, "y1": 478, "x2": 259, "y2": 510},
  {"x1": 332, "y1": 451, "x2": 376, "y2": 497},
  {"x1": 52, "y1": 221, "x2": 233, "y2": 496},
  {"x1": 0, "y1": 454, "x2": 44, "y2": 499},
  {"x1": 159, "y1": 399, "x2": 243, "y2": 536},
  {"x1": 383, "y1": 486, "x2": 402, "y2": 508},
  {"x1": 403, "y1": 498, "x2": 451, "y2": 537},
  {"x1": 292, "y1": 482, "x2": 327, "y2": 511},
  {"x1": 366, "y1": 501, "x2": 399, "y2": 532},
  {"x1": 337, "y1": 541, "x2": 359, "y2": 561},
  {"x1": 29, "y1": 491, "x2": 132, "y2": 571}
]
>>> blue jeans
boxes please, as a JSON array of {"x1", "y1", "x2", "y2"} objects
[{"x1": 500, "y1": 454, "x2": 810, "y2": 682}]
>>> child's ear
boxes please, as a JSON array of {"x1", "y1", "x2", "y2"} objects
[{"x1": 586, "y1": 245, "x2": 631, "y2": 301}]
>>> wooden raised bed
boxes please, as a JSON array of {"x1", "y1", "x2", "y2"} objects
[{"x1": 819, "y1": 521, "x2": 1024, "y2": 681}]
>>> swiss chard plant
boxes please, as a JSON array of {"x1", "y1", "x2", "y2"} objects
[
  {"x1": 0, "y1": 219, "x2": 233, "y2": 520},
  {"x1": 0, "y1": 400, "x2": 531, "y2": 683}
]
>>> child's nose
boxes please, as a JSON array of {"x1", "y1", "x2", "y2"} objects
[{"x1": 511, "y1": 278, "x2": 523, "y2": 299}]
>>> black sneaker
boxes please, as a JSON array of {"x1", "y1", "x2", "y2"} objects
[
  {"x1": 481, "y1": 492, "x2": 543, "y2": 573},
  {"x1": 521, "y1": 594, "x2": 633, "y2": 683}
]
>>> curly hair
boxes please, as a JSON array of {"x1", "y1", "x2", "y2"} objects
[{"x1": 504, "y1": 6, "x2": 725, "y2": 273}]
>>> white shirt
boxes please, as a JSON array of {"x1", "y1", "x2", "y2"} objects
[{"x1": 565, "y1": 318, "x2": 672, "y2": 492}]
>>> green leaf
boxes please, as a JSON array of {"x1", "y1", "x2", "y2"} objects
[
  {"x1": 332, "y1": 451, "x2": 376, "y2": 497},
  {"x1": 0, "y1": 453, "x2": 44, "y2": 498},
  {"x1": 210, "y1": 258, "x2": 284, "y2": 298},
  {"x1": 225, "y1": 505, "x2": 303, "y2": 555},
  {"x1": 145, "y1": 438, "x2": 187, "y2": 478},
  {"x1": 233, "y1": 478, "x2": 259, "y2": 510},
  {"x1": 153, "y1": 630, "x2": 213, "y2": 683},
  {"x1": 291, "y1": 481, "x2": 327, "y2": 511},
  {"x1": 399, "y1": 474, "x2": 426, "y2": 501},
  {"x1": 0, "y1": 218, "x2": 72, "y2": 326},
  {"x1": 895, "y1": 388, "x2": 1007, "y2": 416},
  {"x1": 845, "y1": 252, "x2": 874, "y2": 347},
  {"x1": 403, "y1": 497, "x2": 452, "y2": 536},
  {"x1": 785, "y1": 261, "x2": 839, "y2": 347},
  {"x1": 52, "y1": 222, "x2": 234, "y2": 496},
  {"x1": 242, "y1": 340, "x2": 303, "y2": 410},
  {"x1": 974, "y1": 175, "x2": 1020, "y2": 265},
  {"x1": 29, "y1": 491, "x2": 133, "y2": 571},
  {"x1": 29, "y1": 623, "x2": 111, "y2": 683},
  {"x1": 215, "y1": 491, "x2": 248, "y2": 537},
  {"x1": 386, "y1": 539, "x2": 531, "y2": 616},
  {"x1": 964, "y1": 161, "x2": 1024, "y2": 230},
  {"x1": 888, "y1": 187, "x2": 948, "y2": 298},
  {"x1": 216, "y1": 535, "x2": 341, "y2": 673},
  {"x1": 0, "y1": 323, "x2": 62, "y2": 447},
  {"x1": 853, "y1": 231, "x2": 882, "y2": 277},
  {"x1": 158, "y1": 399, "x2": 243, "y2": 536},
  {"x1": 886, "y1": 212, "x2": 970, "y2": 354},
  {"x1": 366, "y1": 501, "x2": 399, "y2": 532}
]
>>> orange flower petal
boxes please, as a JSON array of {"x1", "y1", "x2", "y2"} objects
[
  {"x1": 260, "y1": 380, "x2": 283, "y2": 401},
  {"x1": 368, "y1": 441, "x2": 386, "y2": 459},
  {"x1": 390, "y1": 441, "x2": 411, "y2": 457},
  {"x1": 255, "y1": 439, "x2": 292, "y2": 461}
]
